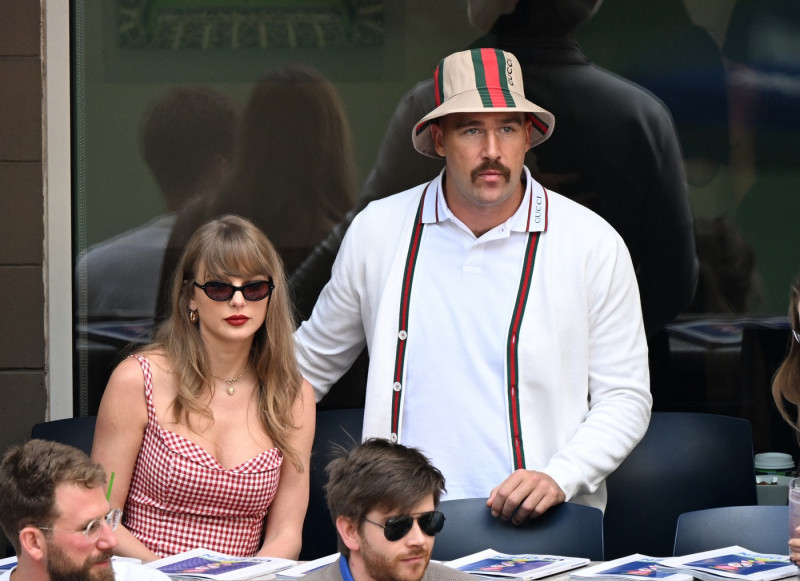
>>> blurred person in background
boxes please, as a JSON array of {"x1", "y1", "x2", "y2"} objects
[
  {"x1": 79, "y1": 86, "x2": 240, "y2": 325},
  {"x1": 158, "y1": 64, "x2": 357, "y2": 324}
]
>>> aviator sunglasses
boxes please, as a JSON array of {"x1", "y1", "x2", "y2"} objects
[
  {"x1": 361, "y1": 510, "x2": 445, "y2": 542},
  {"x1": 193, "y1": 279, "x2": 275, "y2": 302}
]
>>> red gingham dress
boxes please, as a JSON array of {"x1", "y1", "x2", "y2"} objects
[{"x1": 123, "y1": 356, "x2": 283, "y2": 557}]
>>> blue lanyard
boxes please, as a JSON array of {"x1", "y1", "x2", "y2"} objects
[{"x1": 338, "y1": 556, "x2": 356, "y2": 581}]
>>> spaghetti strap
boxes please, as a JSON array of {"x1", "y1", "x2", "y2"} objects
[{"x1": 133, "y1": 355, "x2": 157, "y2": 425}]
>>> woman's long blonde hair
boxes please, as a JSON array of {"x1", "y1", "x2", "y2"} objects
[
  {"x1": 772, "y1": 276, "x2": 800, "y2": 431},
  {"x1": 143, "y1": 214, "x2": 303, "y2": 470}
]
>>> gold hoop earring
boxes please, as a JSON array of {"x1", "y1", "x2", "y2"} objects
[{"x1": 189, "y1": 309, "x2": 199, "y2": 324}]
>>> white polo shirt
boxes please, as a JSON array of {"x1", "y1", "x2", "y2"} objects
[{"x1": 402, "y1": 183, "x2": 534, "y2": 500}]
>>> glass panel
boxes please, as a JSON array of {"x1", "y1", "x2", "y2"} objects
[
  {"x1": 71, "y1": 0, "x2": 476, "y2": 414},
  {"x1": 71, "y1": 1, "x2": 800, "y2": 454}
]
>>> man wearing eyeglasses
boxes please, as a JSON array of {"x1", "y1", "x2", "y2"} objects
[
  {"x1": 0, "y1": 439, "x2": 169, "y2": 581},
  {"x1": 303, "y1": 439, "x2": 471, "y2": 581}
]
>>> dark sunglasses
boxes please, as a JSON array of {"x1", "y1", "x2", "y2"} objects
[
  {"x1": 193, "y1": 279, "x2": 275, "y2": 302},
  {"x1": 361, "y1": 510, "x2": 445, "y2": 542}
]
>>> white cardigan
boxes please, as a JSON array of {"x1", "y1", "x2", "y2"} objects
[{"x1": 295, "y1": 169, "x2": 652, "y2": 510}]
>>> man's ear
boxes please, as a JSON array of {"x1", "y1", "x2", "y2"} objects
[
  {"x1": 524, "y1": 117, "x2": 533, "y2": 150},
  {"x1": 19, "y1": 526, "x2": 47, "y2": 561},
  {"x1": 430, "y1": 123, "x2": 447, "y2": 158},
  {"x1": 336, "y1": 515, "x2": 362, "y2": 553}
]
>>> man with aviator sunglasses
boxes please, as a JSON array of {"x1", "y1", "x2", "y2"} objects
[
  {"x1": 302, "y1": 439, "x2": 472, "y2": 581},
  {"x1": 0, "y1": 439, "x2": 169, "y2": 581}
]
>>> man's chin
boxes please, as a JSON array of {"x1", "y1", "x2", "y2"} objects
[
  {"x1": 88, "y1": 562, "x2": 116, "y2": 581},
  {"x1": 396, "y1": 555, "x2": 430, "y2": 581},
  {"x1": 90, "y1": 556, "x2": 115, "y2": 579}
]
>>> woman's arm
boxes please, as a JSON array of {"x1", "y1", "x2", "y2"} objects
[
  {"x1": 91, "y1": 355, "x2": 161, "y2": 562},
  {"x1": 257, "y1": 378, "x2": 316, "y2": 559}
]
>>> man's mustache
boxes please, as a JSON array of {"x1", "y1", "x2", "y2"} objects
[
  {"x1": 398, "y1": 549, "x2": 430, "y2": 561},
  {"x1": 88, "y1": 550, "x2": 115, "y2": 566},
  {"x1": 471, "y1": 160, "x2": 511, "y2": 182}
]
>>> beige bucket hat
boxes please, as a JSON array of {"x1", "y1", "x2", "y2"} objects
[{"x1": 412, "y1": 48, "x2": 555, "y2": 158}]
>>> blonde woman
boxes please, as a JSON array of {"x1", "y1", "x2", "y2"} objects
[
  {"x1": 772, "y1": 276, "x2": 800, "y2": 431},
  {"x1": 92, "y1": 215, "x2": 314, "y2": 561},
  {"x1": 775, "y1": 277, "x2": 800, "y2": 563}
]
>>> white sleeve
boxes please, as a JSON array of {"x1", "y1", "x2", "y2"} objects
[
  {"x1": 544, "y1": 230, "x2": 652, "y2": 500},
  {"x1": 294, "y1": 213, "x2": 370, "y2": 402}
]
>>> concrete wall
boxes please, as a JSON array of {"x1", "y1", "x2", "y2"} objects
[
  {"x1": 0, "y1": 0, "x2": 47, "y2": 556},
  {"x1": 0, "y1": 1, "x2": 48, "y2": 452}
]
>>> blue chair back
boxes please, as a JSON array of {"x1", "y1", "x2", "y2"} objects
[
  {"x1": 31, "y1": 416, "x2": 97, "y2": 455},
  {"x1": 604, "y1": 412, "x2": 757, "y2": 558},
  {"x1": 673, "y1": 505, "x2": 789, "y2": 556},
  {"x1": 300, "y1": 407, "x2": 364, "y2": 561},
  {"x1": 432, "y1": 499, "x2": 604, "y2": 561}
]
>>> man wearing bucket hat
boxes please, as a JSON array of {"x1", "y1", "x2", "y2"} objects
[
  {"x1": 293, "y1": 0, "x2": 695, "y2": 412},
  {"x1": 291, "y1": 0, "x2": 695, "y2": 342},
  {"x1": 295, "y1": 47, "x2": 651, "y2": 522}
]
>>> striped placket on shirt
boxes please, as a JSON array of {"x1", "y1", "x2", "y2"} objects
[{"x1": 390, "y1": 183, "x2": 544, "y2": 471}]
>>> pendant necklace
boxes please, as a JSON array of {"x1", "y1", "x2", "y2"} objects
[{"x1": 212, "y1": 362, "x2": 249, "y2": 396}]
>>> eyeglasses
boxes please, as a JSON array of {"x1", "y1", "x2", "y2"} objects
[
  {"x1": 793, "y1": 329, "x2": 800, "y2": 344},
  {"x1": 361, "y1": 510, "x2": 445, "y2": 542},
  {"x1": 193, "y1": 279, "x2": 275, "y2": 302},
  {"x1": 35, "y1": 508, "x2": 122, "y2": 543}
]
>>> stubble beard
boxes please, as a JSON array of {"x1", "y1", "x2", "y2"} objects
[
  {"x1": 46, "y1": 542, "x2": 115, "y2": 581},
  {"x1": 359, "y1": 534, "x2": 431, "y2": 581}
]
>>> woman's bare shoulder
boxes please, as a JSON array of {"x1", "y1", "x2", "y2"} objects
[
  {"x1": 104, "y1": 350, "x2": 171, "y2": 400},
  {"x1": 96, "y1": 357, "x2": 148, "y2": 427}
]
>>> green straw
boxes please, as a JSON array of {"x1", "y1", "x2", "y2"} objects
[{"x1": 106, "y1": 472, "x2": 115, "y2": 501}]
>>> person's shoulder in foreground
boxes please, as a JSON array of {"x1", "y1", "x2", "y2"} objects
[
  {"x1": 425, "y1": 561, "x2": 475, "y2": 581},
  {"x1": 0, "y1": 559, "x2": 169, "y2": 580},
  {"x1": 112, "y1": 559, "x2": 172, "y2": 579}
]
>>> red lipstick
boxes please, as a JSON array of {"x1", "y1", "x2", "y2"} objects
[{"x1": 225, "y1": 315, "x2": 249, "y2": 326}]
